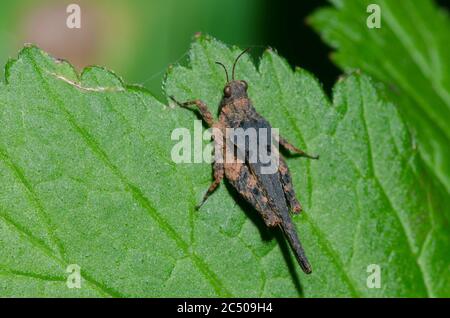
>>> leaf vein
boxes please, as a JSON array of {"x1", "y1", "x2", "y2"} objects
[{"x1": 26, "y1": 50, "x2": 231, "y2": 297}]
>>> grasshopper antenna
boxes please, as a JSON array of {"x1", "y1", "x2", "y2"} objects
[
  {"x1": 232, "y1": 48, "x2": 251, "y2": 80},
  {"x1": 215, "y1": 62, "x2": 229, "y2": 82}
]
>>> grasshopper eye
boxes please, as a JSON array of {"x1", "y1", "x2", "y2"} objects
[
  {"x1": 224, "y1": 85, "x2": 232, "y2": 97},
  {"x1": 241, "y1": 80, "x2": 248, "y2": 91}
]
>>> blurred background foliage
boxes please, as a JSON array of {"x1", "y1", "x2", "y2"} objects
[
  {"x1": 310, "y1": 0, "x2": 450, "y2": 193},
  {"x1": 0, "y1": 0, "x2": 448, "y2": 98},
  {"x1": 0, "y1": 0, "x2": 344, "y2": 98}
]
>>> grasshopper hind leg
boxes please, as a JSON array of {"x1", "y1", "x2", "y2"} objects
[
  {"x1": 279, "y1": 157, "x2": 302, "y2": 214},
  {"x1": 225, "y1": 164, "x2": 282, "y2": 227}
]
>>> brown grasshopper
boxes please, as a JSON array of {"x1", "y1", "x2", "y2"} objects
[{"x1": 170, "y1": 49, "x2": 318, "y2": 274}]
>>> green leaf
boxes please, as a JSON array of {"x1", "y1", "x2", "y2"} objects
[
  {"x1": 309, "y1": 0, "x2": 450, "y2": 193},
  {"x1": 0, "y1": 36, "x2": 449, "y2": 297}
]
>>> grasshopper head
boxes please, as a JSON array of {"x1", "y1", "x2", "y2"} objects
[
  {"x1": 215, "y1": 48, "x2": 251, "y2": 102},
  {"x1": 222, "y1": 80, "x2": 248, "y2": 100}
]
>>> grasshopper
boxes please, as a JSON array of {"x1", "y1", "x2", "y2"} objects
[{"x1": 170, "y1": 49, "x2": 318, "y2": 274}]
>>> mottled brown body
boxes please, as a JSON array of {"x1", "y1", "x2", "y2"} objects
[{"x1": 170, "y1": 50, "x2": 318, "y2": 274}]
